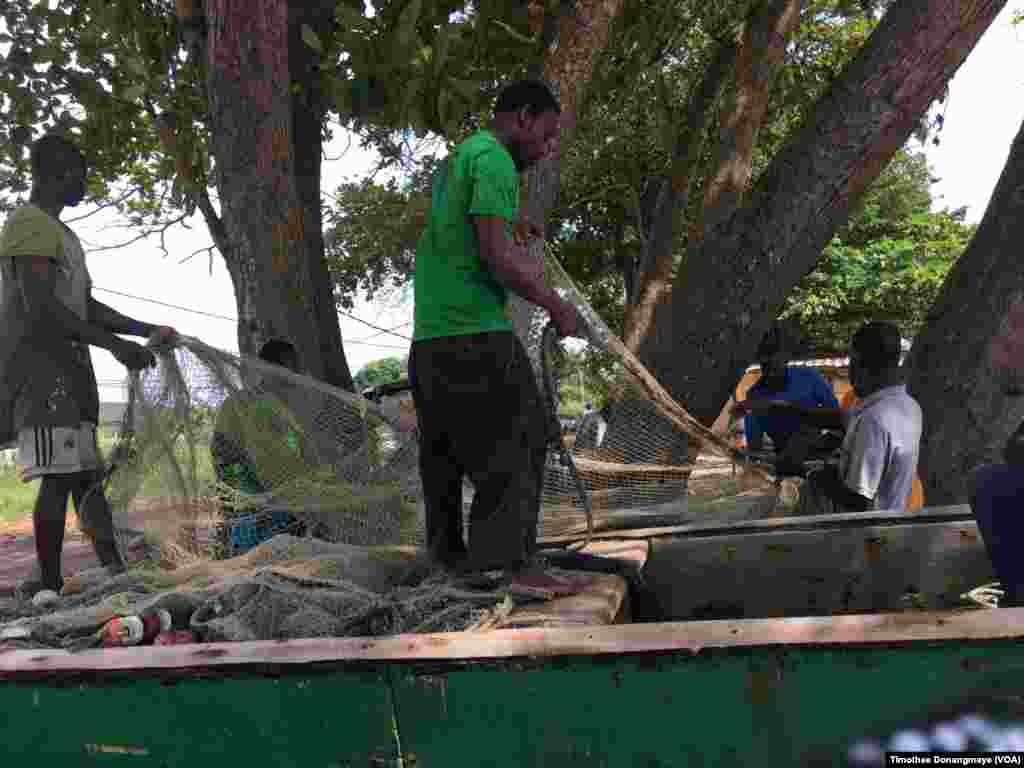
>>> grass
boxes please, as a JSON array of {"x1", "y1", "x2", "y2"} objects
[
  {"x1": 0, "y1": 428, "x2": 218, "y2": 525},
  {"x1": 0, "y1": 464, "x2": 41, "y2": 524}
]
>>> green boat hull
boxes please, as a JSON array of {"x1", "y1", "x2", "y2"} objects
[{"x1": 3, "y1": 505, "x2": 1020, "y2": 767}]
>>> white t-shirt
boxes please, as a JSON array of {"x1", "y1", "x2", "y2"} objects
[{"x1": 839, "y1": 385, "x2": 922, "y2": 511}]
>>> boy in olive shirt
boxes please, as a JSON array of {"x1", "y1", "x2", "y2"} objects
[
  {"x1": 411, "y1": 80, "x2": 582, "y2": 573},
  {"x1": 0, "y1": 135, "x2": 176, "y2": 599}
]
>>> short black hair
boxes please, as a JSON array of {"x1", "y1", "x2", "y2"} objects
[
  {"x1": 30, "y1": 134, "x2": 86, "y2": 180},
  {"x1": 494, "y1": 80, "x2": 561, "y2": 117},
  {"x1": 757, "y1": 322, "x2": 789, "y2": 358},
  {"x1": 851, "y1": 321, "x2": 902, "y2": 372},
  {"x1": 259, "y1": 338, "x2": 298, "y2": 368}
]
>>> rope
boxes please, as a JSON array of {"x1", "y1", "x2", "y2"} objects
[{"x1": 540, "y1": 321, "x2": 593, "y2": 552}]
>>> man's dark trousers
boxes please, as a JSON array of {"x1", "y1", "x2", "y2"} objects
[
  {"x1": 410, "y1": 331, "x2": 548, "y2": 570},
  {"x1": 970, "y1": 462, "x2": 1024, "y2": 605}
]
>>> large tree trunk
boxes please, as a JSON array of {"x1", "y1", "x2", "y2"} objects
[
  {"x1": 636, "y1": 0, "x2": 1005, "y2": 432},
  {"x1": 906, "y1": 115, "x2": 1024, "y2": 505},
  {"x1": 206, "y1": 0, "x2": 354, "y2": 390},
  {"x1": 609, "y1": 0, "x2": 800, "y2": 466}
]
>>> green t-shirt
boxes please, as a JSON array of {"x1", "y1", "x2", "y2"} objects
[{"x1": 413, "y1": 130, "x2": 519, "y2": 341}]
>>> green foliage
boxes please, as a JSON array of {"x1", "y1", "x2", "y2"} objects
[
  {"x1": 0, "y1": 463, "x2": 43, "y2": 523},
  {"x1": 325, "y1": 156, "x2": 441, "y2": 308},
  {"x1": 0, "y1": 0, "x2": 209, "y2": 218},
  {"x1": 353, "y1": 356, "x2": 408, "y2": 391},
  {"x1": 780, "y1": 150, "x2": 975, "y2": 354},
  {"x1": 0, "y1": 0, "x2": 537, "y2": 221}
]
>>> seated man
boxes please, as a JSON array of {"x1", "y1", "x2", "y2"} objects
[
  {"x1": 968, "y1": 300, "x2": 1024, "y2": 607},
  {"x1": 211, "y1": 339, "x2": 308, "y2": 553},
  {"x1": 739, "y1": 322, "x2": 923, "y2": 514},
  {"x1": 741, "y1": 323, "x2": 839, "y2": 475},
  {"x1": 840, "y1": 387, "x2": 925, "y2": 511}
]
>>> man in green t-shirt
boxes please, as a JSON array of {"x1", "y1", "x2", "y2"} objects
[
  {"x1": 410, "y1": 80, "x2": 583, "y2": 573},
  {"x1": 0, "y1": 135, "x2": 177, "y2": 600}
]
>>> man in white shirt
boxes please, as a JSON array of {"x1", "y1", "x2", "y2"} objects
[{"x1": 742, "y1": 322, "x2": 923, "y2": 513}]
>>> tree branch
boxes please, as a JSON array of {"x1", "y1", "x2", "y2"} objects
[
  {"x1": 194, "y1": 185, "x2": 230, "y2": 259},
  {"x1": 528, "y1": 0, "x2": 576, "y2": 80},
  {"x1": 81, "y1": 212, "x2": 189, "y2": 255},
  {"x1": 64, "y1": 187, "x2": 142, "y2": 223},
  {"x1": 697, "y1": 0, "x2": 803, "y2": 240},
  {"x1": 620, "y1": 40, "x2": 738, "y2": 348}
]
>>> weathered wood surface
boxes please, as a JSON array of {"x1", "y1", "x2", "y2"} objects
[
  {"x1": 539, "y1": 504, "x2": 974, "y2": 545},
  {"x1": 645, "y1": 514, "x2": 991, "y2": 621},
  {"x1": 2, "y1": 607, "x2": 1021, "y2": 677},
  {"x1": 4, "y1": 618, "x2": 1024, "y2": 767},
  {"x1": 502, "y1": 572, "x2": 629, "y2": 628}
]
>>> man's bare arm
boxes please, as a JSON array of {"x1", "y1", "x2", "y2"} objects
[
  {"x1": 88, "y1": 298, "x2": 156, "y2": 338},
  {"x1": 475, "y1": 216, "x2": 560, "y2": 313}
]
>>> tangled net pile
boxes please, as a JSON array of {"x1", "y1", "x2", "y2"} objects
[{"x1": 0, "y1": 537, "x2": 579, "y2": 649}]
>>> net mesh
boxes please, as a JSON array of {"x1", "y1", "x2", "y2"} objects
[
  {"x1": 0, "y1": 243, "x2": 780, "y2": 645},
  {"x1": 101, "y1": 242, "x2": 770, "y2": 562},
  {"x1": 101, "y1": 242, "x2": 774, "y2": 565}
]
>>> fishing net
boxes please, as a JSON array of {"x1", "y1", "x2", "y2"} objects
[
  {"x1": 512, "y1": 245, "x2": 776, "y2": 539},
  {"x1": 94, "y1": 238, "x2": 771, "y2": 566},
  {"x1": 105, "y1": 338, "x2": 421, "y2": 561},
  {"x1": 0, "y1": 536, "x2": 602, "y2": 648},
  {"x1": 0, "y1": 238, "x2": 776, "y2": 644}
]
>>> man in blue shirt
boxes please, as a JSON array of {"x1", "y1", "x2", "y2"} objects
[{"x1": 741, "y1": 324, "x2": 839, "y2": 474}]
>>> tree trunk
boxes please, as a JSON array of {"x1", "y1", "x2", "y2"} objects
[
  {"x1": 509, "y1": 0, "x2": 626, "y2": 357},
  {"x1": 636, "y1": 0, "x2": 1005, "y2": 431},
  {"x1": 288, "y1": 0, "x2": 355, "y2": 392},
  {"x1": 620, "y1": 40, "x2": 738, "y2": 352},
  {"x1": 206, "y1": 0, "x2": 355, "y2": 390},
  {"x1": 906, "y1": 114, "x2": 1024, "y2": 505}
]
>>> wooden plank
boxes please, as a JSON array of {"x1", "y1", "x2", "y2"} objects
[
  {"x1": 3, "y1": 606, "x2": 1023, "y2": 677},
  {"x1": 503, "y1": 573, "x2": 629, "y2": 628},
  {"x1": 645, "y1": 518, "x2": 991, "y2": 621},
  {"x1": 576, "y1": 539, "x2": 650, "y2": 571},
  {"x1": 539, "y1": 504, "x2": 975, "y2": 545}
]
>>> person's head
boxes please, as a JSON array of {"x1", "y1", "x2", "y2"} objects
[
  {"x1": 849, "y1": 321, "x2": 903, "y2": 397},
  {"x1": 30, "y1": 134, "x2": 87, "y2": 208},
  {"x1": 757, "y1": 324, "x2": 790, "y2": 382},
  {"x1": 258, "y1": 338, "x2": 300, "y2": 375},
  {"x1": 491, "y1": 80, "x2": 561, "y2": 172}
]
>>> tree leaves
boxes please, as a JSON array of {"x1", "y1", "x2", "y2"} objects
[
  {"x1": 780, "y1": 150, "x2": 974, "y2": 353},
  {"x1": 301, "y1": 24, "x2": 324, "y2": 54},
  {"x1": 392, "y1": 0, "x2": 424, "y2": 66},
  {"x1": 122, "y1": 83, "x2": 146, "y2": 104}
]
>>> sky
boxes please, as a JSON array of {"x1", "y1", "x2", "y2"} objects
[{"x1": 37, "y1": 5, "x2": 1024, "y2": 404}]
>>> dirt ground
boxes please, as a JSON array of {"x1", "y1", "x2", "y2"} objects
[{"x1": 0, "y1": 509, "x2": 149, "y2": 594}]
